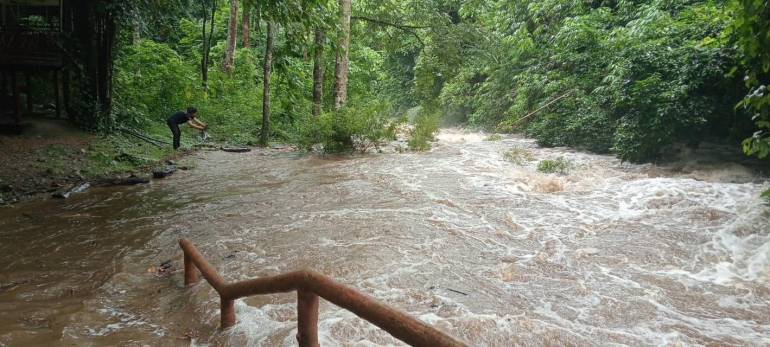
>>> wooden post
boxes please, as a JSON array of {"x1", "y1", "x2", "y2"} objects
[
  {"x1": 63, "y1": 70, "x2": 72, "y2": 121},
  {"x1": 55, "y1": 70, "x2": 64, "y2": 118},
  {"x1": 297, "y1": 290, "x2": 320, "y2": 347},
  {"x1": 25, "y1": 72, "x2": 32, "y2": 112},
  {"x1": 220, "y1": 298, "x2": 236, "y2": 329},
  {"x1": 0, "y1": 70, "x2": 5, "y2": 116},
  {"x1": 11, "y1": 71, "x2": 20, "y2": 124},
  {"x1": 184, "y1": 253, "x2": 199, "y2": 286}
]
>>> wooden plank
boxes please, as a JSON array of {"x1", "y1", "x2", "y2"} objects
[{"x1": 0, "y1": 0, "x2": 60, "y2": 6}]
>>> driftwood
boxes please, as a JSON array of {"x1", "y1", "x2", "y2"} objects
[
  {"x1": 511, "y1": 90, "x2": 576, "y2": 126},
  {"x1": 446, "y1": 288, "x2": 469, "y2": 296},
  {"x1": 118, "y1": 127, "x2": 170, "y2": 147}
]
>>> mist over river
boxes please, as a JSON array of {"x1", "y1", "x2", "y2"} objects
[{"x1": 1, "y1": 130, "x2": 768, "y2": 346}]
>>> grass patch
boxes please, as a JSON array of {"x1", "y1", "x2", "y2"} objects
[
  {"x1": 484, "y1": 134, "x2": 503, "y2": 141},
  {"x1": 82, "y1": 134, "x2": 175, "y2": 178},
  {"x1": 502, "y1": 146, "x2": 534, "y2": 165},
  {"x1": 537, "y1": 157, "x2": 572, "y2": 174}
]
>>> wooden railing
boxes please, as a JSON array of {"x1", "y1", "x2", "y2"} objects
[{"x1": 179, "y1": 239, "x2": 466, "y2": 347}]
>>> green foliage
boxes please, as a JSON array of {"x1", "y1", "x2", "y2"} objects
[
  {"x1": 484, "y1": 134, "x2": 503, "y2": 141},
  {"x1": 537, "y1": 157, "x2": 572, "y2": 174},
  {"x1": 733, "y1": 0, "x2": 770, "y2": 163},
  {"x1": 502, "y1": 146, "x2": 533, "y2": 165},
  {"x1": 403, "y1": 0, "x2": 748, "y2": 162},
  {"x1": 102, "y1": 0, "x2": 766, "y2": 175},
  {"x1": 408, "y1": 109, "x2": 440, "y2": 151},
  {"x1": 293, "y1": 100, "x2": 402, "y2": 153},
  {"x1": 114, "y1": 39, "x2": 198, "y2": 126}
]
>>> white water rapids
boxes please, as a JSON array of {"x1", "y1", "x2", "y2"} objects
[{"x1": 1, "y1": 129, "x2": 768, "y2": 346}]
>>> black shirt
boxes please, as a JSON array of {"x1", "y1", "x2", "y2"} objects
[{"x1": 167, "y1": 111, "x2": 192, "y2": 125}]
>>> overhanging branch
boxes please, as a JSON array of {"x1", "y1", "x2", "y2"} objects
[{"x1": 351, "y1": 15, "x2": 426, "y2": 46}]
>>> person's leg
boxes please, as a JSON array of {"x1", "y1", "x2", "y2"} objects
[{"x1": 168, "y1": 122, "x2": 181, "y2": 149}]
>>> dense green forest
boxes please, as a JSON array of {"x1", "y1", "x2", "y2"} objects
[{"x1": 103, "y1": 1, "x2": 768, "y2": 169}]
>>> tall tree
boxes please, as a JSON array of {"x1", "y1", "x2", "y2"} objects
[
  {"x1": 261, "y1": 22, "x2": 275, "y2": 145},
  {"x1": 223, "y1": 0, "x2": 239, "y2": 74},
  {"x1": 242, "y1": 0, "x2": 252, "y2": 48},
  {"x1": 312, "y1": 28, "x2": 325, "y2": 117},
  {"x1": 333, "y1": 0, "x2": 351, "y2": 110},
  {"x1": 201, "y1": 0, "x2": 217, "y2": 89}
]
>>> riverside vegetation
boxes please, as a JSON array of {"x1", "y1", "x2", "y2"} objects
[{"x1": 7, "y1": 0, "x2": 770, "y2": 198}]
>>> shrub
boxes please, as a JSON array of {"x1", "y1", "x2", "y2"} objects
[
  {"x1": 485, "y1": 134, "x2": 504, "y2": 141},
  {"x1": 502, "y1": 147, "x2": 533, "y2": 165},
  {"x1": 408, "y1": 110, "x2": 440, "y2": 151},
  {"x1": 537, "y1": 157, "x2": 572, "y2": 174},
  {"x1": 292, "y1": 100, "x2": 403, "y2": 153}
]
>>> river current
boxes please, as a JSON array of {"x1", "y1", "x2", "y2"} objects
[{"x1": 1, "y1": 130, "x2": 768, "y2": 346}]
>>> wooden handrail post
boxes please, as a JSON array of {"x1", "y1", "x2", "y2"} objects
[
  {"x1": 184, "y1": 252, "x2": 199, "y2": 286},
  {"x1": 297, "y1": 290, "x2": 320, "y2": 347},
  {"x1": 221, "y1": 298, "x2": 236, "y2": 328},
  {"x1": 178, "y1": 239, "x2": 466, "y2": 345}
]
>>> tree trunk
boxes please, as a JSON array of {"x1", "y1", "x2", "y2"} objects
[
  {"x1": 201, "y1": 3, "x2": 209, "y2": 87},
  {"x1": 242, "y1": 6, "x2": 250, "y2": 48},
  {"x1": 333, "y1": 0, "x2": 351, "y2": 110},
  {"x1": 201, "y1": 0, "x2": 216, "y2": 89},
  {"x1": 260, "y1": 22, "x2": 274, "y2": 145},
  {"x1": 132, "y1": 18, "x2": 140, "y2": 45},
  {"x1": 223, "y1": 0, "x2": 238, "y2": 74},
  {"x1": 312, "y1": 28, "x2": 325, "y2": 117}
]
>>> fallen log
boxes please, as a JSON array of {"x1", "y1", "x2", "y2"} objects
[{"x1": 220, "y1": 146, "x2": 251, "y2": 153}]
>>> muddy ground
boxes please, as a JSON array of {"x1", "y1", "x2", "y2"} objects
[{"x1": 0, "y1": 116, "x2": 188, "y2": 205}]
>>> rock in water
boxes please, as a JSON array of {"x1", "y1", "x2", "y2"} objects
[
  {"x1": 574, "y1": 247, "x2": 600, "y2": 258},
  {"x1": 152, "y1": 165, "x2": 177, "y2": 179},
  {"x1": 52, "y1": 182, "x2": 90, "y2": 199}
]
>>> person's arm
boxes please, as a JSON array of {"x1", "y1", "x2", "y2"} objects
[
  {"x1": 187, "y1": 120, "x2": 205, "y2": 130},
  {"x1": 191, "y1": 118, "x2": 208, "y2": 129}
]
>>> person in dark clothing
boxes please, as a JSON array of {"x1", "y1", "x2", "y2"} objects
[{"x1": 166, "y1": 107, "x2": 207, "y2": 149}]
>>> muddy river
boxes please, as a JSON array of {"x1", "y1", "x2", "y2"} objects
[{"x1": 1, "y1": 130, "x2": 769, "y2": 346}]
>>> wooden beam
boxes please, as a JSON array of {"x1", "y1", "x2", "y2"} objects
[
  {"x1": 11, "y1": 71, "x2": 20, "y2": 124},
  {"x1": 24, "y1": 72, "x2": 31, "y2": 112},
  {"x1": 55, "y1": 69, "x2": 63, "y2": 118}
]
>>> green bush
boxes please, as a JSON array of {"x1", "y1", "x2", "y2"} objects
[
  {"x1": 537, "y1": 157, "x2": 572, "y2": 174},
  {"x1": 502, "y1": 147, "x2": 534, "y2": 165},
  {"x1": 408, "y1": 110, "x2": 440, "y2": 151},
  {"x1": 292, "y1": 100, "x2": 402, "y2": 153}
]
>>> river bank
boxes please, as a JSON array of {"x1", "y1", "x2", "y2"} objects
[{"x1": 0, "y1": 117, "x2": 201, "y2": 205}]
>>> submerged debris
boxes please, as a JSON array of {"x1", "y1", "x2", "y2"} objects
[
  {"x1": 52, "y1": 182, "x2": 90, "y2": 199},
  {"x1": 152, "y1": 165, "x2": 177, "y2": 179}
]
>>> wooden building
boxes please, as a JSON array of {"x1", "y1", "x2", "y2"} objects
[{"x1": 0, "y1": 0, "x2": 67, "y2": 129}]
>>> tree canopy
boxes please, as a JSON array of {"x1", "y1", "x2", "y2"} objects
[{"x1": 97, "y1": 0, "x2": 767, "y2": 184}]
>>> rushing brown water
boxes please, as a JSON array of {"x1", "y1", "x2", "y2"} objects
[{"x1": 1, "y1": 130, "x2": 769, "y2": 346}]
